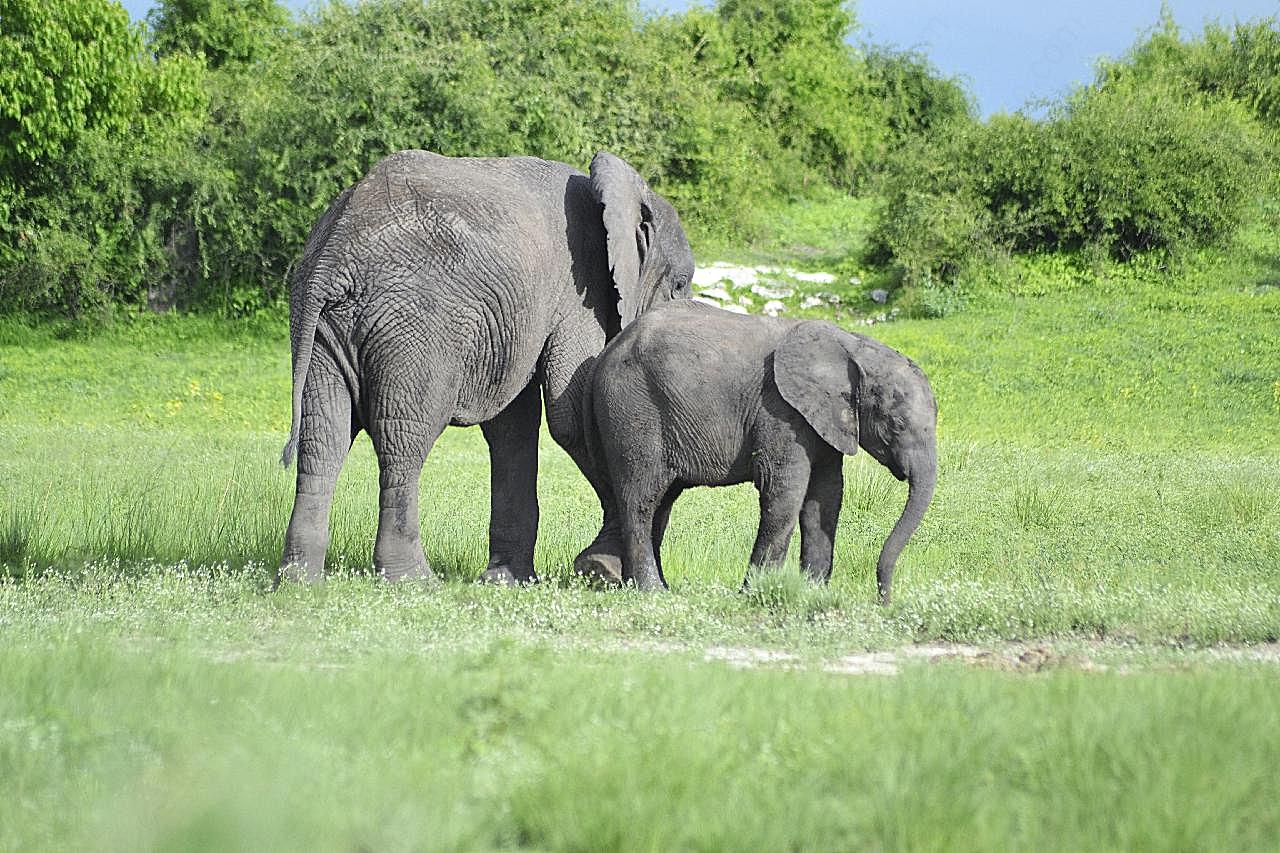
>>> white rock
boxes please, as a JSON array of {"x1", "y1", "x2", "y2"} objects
[
  {"x1": 800, "y1": 295, "x2": 823, "y2": 309},
  {"x1": 816, "y1": 291, "x2": 842, "y2": 305},
  {"x1": 789, "y1": 271, "x2": 836, "y2": 284},
  {"x1": 762, "y1": 300, "x2": 787, "y2": 316},
  {"x1": 720, "y1": 302, "x2": 749, "y2": 314},
  {"x1": 751, "y1": 283, "x2": 794, "y2": 299},
  {"x1": 697, "y1": 286, "x2": 731, "y2": 301},
  {"x1": 737, "y1": 294, "x2": 753, "y2": 306},
  {"x1": 693, "y1": 262, "x2": 758, "y2": 290}
]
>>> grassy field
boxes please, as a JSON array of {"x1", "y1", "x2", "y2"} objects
[{"x1": 2, "y1": 207, "x2": 1279, "y2": 848}]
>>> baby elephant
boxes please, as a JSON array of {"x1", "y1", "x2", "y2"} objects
[{"x1": 578, "y1": 300, "x2": 936, "y2": 603}]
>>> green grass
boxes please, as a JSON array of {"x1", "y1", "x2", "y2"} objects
[
  {"x1": 2, "y1": 605, "x2": 1277, "y2": 851},
  {"x1": 2, "y1": 216, "x2": 1280, "y2": 848}
]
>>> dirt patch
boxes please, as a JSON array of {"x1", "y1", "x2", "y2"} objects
[
  {"x1": 705, "y1": 646, "x2": 800, "y2": 668},
  {"x1": 823, "y1": 652, "x2": 899, "y2": 676},
  {"x1": 701, "y1": 643, "x2": 1104, "y2": 676}
]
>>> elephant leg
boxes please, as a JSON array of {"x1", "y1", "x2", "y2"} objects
[
  {"x1": 539, "y1": 338, "x2": 627, "y2": 585},
  {"x1": 618, "y1": 480, "x2": 671, "y2": 591},
  {"x1": 559, "y1": 431, "x2": 627, "y2": 587},
  {"x1": 478, "y1": 381, "x2": 542, "y2": 585},
  {"x1": 280, "y1": 348, "x2": 358, "y2": 585},
  {"x1": 370, "y1": 432, "x2": 443, "y2": 582},
  {"x1": 572, "y1": 494, "x2": 624, "y2": 586},
  {"x1": 556, "y1": 437, "x2": 625, "y2": 585},
  {"x1": 747, "y1": 461, "x2": 810, "y2": 580},
  {"x1": 365, "y1": 378, "x2": 449, "y2": 583},
  {"x1": 798, "y1": 453, "x2": 843, "y2": 584}
]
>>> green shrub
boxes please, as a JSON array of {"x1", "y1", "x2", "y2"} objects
[
  {"x1": 858, "y1": 46, "x2": 973, "y2": 174},
  {"x1": 0, "y1": 0, "x2": 977, "y2": 315},
  {"x1": 148, "y1": 0, "x2": 290, "y2": 68},
  {"x1": 1101, "y1": 11, "x2": 1280, "y2": 127},
  {"x1": 871, "y1": 75, "x2": 1270, "y2": 291},
  {"x1": 0, "y1": 0, "x2": 209, "y2": 313},
  {"x1": 1055, "y1": 80, "x2": 1268, "y2": 256},
  {"x1": 867, "y1": 119, "x2": 991, "y2": 291},
  {"x1": 714, "y1": 0, "x2": 877, "y2": 190}
]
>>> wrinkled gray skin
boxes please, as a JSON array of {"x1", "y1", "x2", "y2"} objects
[
  {"x1": 579, "y1": 301, "x2": 937, "y2": 604},
  {"x1": 279, "y1": 150, "x2": 694, "y2": 585}
]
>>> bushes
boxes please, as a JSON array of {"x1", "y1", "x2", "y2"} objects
[
  {"x1": 147, "y1": 0, "x2": 908, "y2": 312},
  {"x1": 1100, "y1": 11, "x2": 1280, "y2": 127},
  {"x1": 0, "y1": 0, "x2": 208, "y2": 313},
  {"x1": 1056, "y1": 81, "x2": 1268, "y2": 256},
  {"x1": 15, "y1": 1, "x2": 1276, "y2": 315},
  {"x1": 872, "y1": 76, "x2": 1271, "y2": 291},
  {"x1": 187, "y1": 0, "x2": 788, "y2": 312},
  {"x1": 8, "y1": 0, "x2": 978, "y2": 315}
]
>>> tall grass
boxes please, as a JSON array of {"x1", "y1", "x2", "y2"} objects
[
  {"x1": 2, "y1": 258, "x2": 1278, "y2": 641},
  {"x1": 2, "y1": 254, "x2": 1279, "y2": 845},
  {"x1": 0, "y1": 627, "x2": 1276, "y2": 851}
]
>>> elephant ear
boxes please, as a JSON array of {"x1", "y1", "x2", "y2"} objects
[
  {"x1": 590, "y1": 151, "x2": 654, "y2": 328},
  {"x1": 773, "y1": 321, "x2": 862, "y2": 456}
]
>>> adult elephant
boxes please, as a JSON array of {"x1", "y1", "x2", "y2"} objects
[{"x1": 279, "y1": 150, "x2": 695, "y2": 585}]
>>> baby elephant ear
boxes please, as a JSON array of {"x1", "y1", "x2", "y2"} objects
[{"x1": 774, "y1": 321, "x2": 861, "y2": 456}]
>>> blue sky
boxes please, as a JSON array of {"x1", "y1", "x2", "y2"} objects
[{"x1": 119, "y1": 0, "x2": 1280, "y2": 116}]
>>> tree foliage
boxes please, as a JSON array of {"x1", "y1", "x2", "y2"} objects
[
  {"x1": 0, "y1": 0, "x2": 142, "y2": 178},
  {"x1": 148, "y1": 0, "x2": 289, "y2": 67},
  {"x1": 0, "y1": 0, "x2": 206, "y2": 313},
  {"x1": 871, "y1": 13, "x2": 1277, "y2": 293},
  {"x1": 8, "y1": 0, "x2": 1275, "y2": 316}
]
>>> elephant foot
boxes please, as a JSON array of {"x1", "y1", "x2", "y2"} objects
[
  {"x1": 276, "y1": 557, "x2": 324, "y2": 588},
  {"x1": 631, "y1": 571, "x2": 668, "y2": 592},
  {"x1": 477, "y1": 565, "x2": 537, "y2": 587},
  {"x1": 377, "y1": 560, "x2": 439, "y2": 585},
  {"x1": 573, "y1": 551, "x2": 623, "y2": 588}
]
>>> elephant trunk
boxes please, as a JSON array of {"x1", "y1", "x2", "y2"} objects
[{"x1": 875, "y1": 450, "x2": 936, "y2": 606}]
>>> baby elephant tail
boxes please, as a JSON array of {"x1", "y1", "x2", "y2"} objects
[{"x1": 580, "y1": 360, "x2": 612, "y2": 501}]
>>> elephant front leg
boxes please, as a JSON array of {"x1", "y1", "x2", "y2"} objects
[
  {"x1": 540, "y1": 340, "x2": 626, "y2": 586},
  {"x1": 798, "y1": 455, "x2": 843, "y2": 584},
  {"x1": 478, "y1": 382, "x2": 541, "y2": 585}
]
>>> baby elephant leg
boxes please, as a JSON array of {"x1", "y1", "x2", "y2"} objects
[
  {"x1": 747, "y1": 466, "x2": 809, "y2": 577},
  {"x1": 619, "y1": 482, "x2": 672, "y2": 591},
  {"x1": 798, "y1": 452, "x2": 844, "y2": 583}
]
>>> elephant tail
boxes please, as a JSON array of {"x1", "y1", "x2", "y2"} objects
[
  {"x1": 581, "y1": 358, "x2": 604, "y2": 474},
  {"x1": 580, "y1": 356, "x2": 616, "y2": 507},
  {"x1": 281, "y1": 186, "x2": 356, "y2": 467},
  {"x1": 281, "y1": 278, "x2": 320, "y2": 467}
]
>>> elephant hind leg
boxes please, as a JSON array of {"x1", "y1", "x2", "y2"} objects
[
  {"x1": 364, "y1": 377, "x2": 452, "y2": 583},
  {"x1": 746, "y1": 452, "x2": 812, "y2": 580},
  {"x1": 280, "y1": 348, "x2": 360, "y2": 585},
  {"x1": 617, "y1": 477, "x2": 675, "y2": 591}
]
